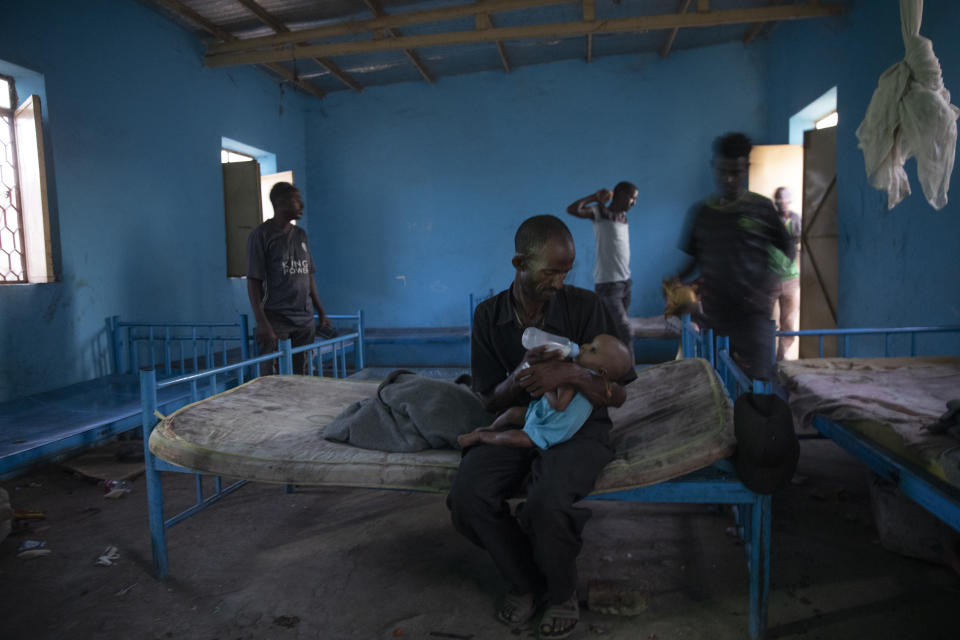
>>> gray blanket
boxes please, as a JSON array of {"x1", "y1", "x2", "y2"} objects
[{"x1": 324, "y1": 370, "x2": 494, "y2": 451}]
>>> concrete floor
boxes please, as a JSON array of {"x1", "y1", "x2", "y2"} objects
[{"x1": 1, "y1": 438, "x2": 958, "y2": 640}]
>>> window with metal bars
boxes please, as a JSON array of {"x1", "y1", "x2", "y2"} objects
[
  {"x1": 0, "y1": 71, "x2": 53, "y2": 284},
  {"x1": 0, "y1": 73, "x2": 25, "y2": 282},
  {"x1": 0, "y1": 65, "x2": 54, "y2": 284}
]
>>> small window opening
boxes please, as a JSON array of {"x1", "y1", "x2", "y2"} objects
[
  {"x1": 221, "y1": 148, "x2": 255, "y2": 164},
  {"x1": 815, "y1": 111, "x2": 838, "y2": 130}
]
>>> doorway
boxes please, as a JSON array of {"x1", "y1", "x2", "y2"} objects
[
  {"x1": 799, "y1": 126, "x2": 839, "y2": 357},
  {"x1": 749, "y1": 144, "x2": 803, "y2": 359},
  {"x1": 748, "y1": 87, "x2": 839, "y2": 360}
]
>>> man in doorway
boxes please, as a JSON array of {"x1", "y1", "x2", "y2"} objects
[
  {"x1": 771, "y1": 187, "x2": 802, "y2": 360},
  {"x1": 246, "y1": 182, "x2": 333, "y2": 375},
  {"x1": 669, "y1": 133, "x2": 795, "y2": 380},
  {"x1": 566, "y1": 182, "x2": 639, "y2": 351},
  {"x1": 448, "y1": 214, "x2": 636, "y2": 639}
]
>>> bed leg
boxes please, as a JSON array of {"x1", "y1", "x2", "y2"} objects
[
  {"x1": 140, "y1": 368, "x2": 169, "y2": 579},
  {"x1": 145, "y1": 465, "x2": 169, "y2": 579},
  {"x1": 747, "y1": 495, "x2": 771, "y2": 639}
]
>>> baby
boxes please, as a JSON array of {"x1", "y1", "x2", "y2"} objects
[{"x1": 458, "y1": 334, "x2": 633, "y2": 450}]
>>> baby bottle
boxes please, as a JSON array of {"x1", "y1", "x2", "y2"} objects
[{"x1": 521, "y1": 327, "x2": 579, "y2": 358}]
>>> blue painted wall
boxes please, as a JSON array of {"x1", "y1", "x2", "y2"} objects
[
  {"x1": 0, "y1": 0, "x2": 309, "y2": 400},
  {"x1": 305, "y1": 43, "x2": 768, "y2": 332},
  {"x1": 762, "y1": 0, "x2": 960, "y2": 338},
  {"x1": 7, "y1": 0, "x2": 954, "y2": 399}
]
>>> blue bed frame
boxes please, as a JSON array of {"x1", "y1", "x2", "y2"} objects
[
  {"x1": 0, "y1": 313, "x2": 255, "y2": 480},
  {"x1": 138, "y1": 312, "x2": 364, "y2": 573},
  {"x1": 775, "y1": 325, "x2": 960, "y2": 534},
  {"x1": 106, "y1": 314, "x2": 253, "y2": 377},
  {"x1": 668, "y1": 316, "x2": 773, "y2": 639},
  {"x1": 136, "y1": 311, "x2": 773, "y2": 639}
]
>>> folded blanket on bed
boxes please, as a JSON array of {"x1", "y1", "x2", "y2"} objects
[{"x1": 324, "y1": 369, "x2": 494, "y2": 451}]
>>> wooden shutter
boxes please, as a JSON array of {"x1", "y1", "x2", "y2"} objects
[
  {"x1": 799, "y1": 127, "x2": 839, "y2": 357},
  {"x1": 223, "y1": 160, "x2": 262, "y2": 278}
]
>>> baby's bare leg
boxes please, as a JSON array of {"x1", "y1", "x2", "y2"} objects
[
  {"x1": 458, "y1": 406, "x2": 528, "y2": 448},
  {"x1": 488, "y1": 406, "x2": 527, "y2": 430},
  {"x1": 470, "y1": 428, "x2": 534, "y2": 448}
]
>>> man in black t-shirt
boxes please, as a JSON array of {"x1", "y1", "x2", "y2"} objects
[
  {"x1": 447, "y1": 215, "x2": 636, "y2": 639},
  {"x1": 246, "y1": 182, "x2": 333, "y2": 374},
  {"x1": 669, "y1": 133, "x2": 795, "y2": 380}
]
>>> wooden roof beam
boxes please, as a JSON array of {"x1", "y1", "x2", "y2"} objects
[
  {"x1": 233, "y1": 0, "x2": 362, "y2": 92},
  {"x1": 363, "y1": 0, "x2": 434, "y2": 85},
  {"x1": 476, "y1": 1, "x2": 511, "y2": 73},
  {"x1": 206, "y1": 3, "x2": 846, "y2": 68},
  {"x1": 583, "y1": 0, "x2": 594, "y2": 63},
  {"x1": 155, "y1": 0, "x2": 325, "y2": 98},
  {"x1": 208, "y1": 0, "x2": 569, "y2": 56},
  {"x1": 743, "y1": 0, "x2": 786, "y2": 44},
  {"x1": 660, "y1": 0, "x2": 692, "y2": 58}
]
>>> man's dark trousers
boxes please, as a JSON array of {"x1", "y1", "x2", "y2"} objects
[
  {"x1": 595, "y1": 279, "x2": 632, "y2": 350},
  {"x1": 447, "y1": 423, "x2": 613, "y2": 604},
  {"x1": 709, "y1": 312, "x2": 775, "y2": 381},
  {"x1": 257, "y1": 310, "x2": 316, "y2": 375}
]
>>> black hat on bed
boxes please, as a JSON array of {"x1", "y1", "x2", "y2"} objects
[{"x1": 732, "y1": 393, "x2": 799, "y2": 495}]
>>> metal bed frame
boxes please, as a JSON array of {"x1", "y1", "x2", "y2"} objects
[
  {"x1": 106, "y1": 314, "x2": 253, "y2": 378},
  {"x1": 776, "y1": 325, "x2": 960, "y2": 359},
  {"x1": 670, "y1": 316, "x2": 773, "y2": 639},
  {"x1": 138, "y1": 312, "x2": 364, "y2": 574},
  {"x1": 775, "y1": 324, "x2": 960, "y2": 534},
  {"x1": 0, "y1": 314, "x2": 256, "y2": 480},
  {"x1": 137, "y1": 311, "x2": 772, "y2": 639}
]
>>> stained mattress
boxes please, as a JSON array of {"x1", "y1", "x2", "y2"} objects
[
  {"x1": 149, "y1": 357, "x2": 735, "y2": 494},
  {"x1": 778, "y1": 357, "x2": 960, "y2": 488}
]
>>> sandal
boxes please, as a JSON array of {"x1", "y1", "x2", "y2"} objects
[
  {"x1": 497, "y1": 591, "x2": 537, "y2": 626},
  {"x1": 538, "y1": 594, "x2": 579, "y2": 639}
]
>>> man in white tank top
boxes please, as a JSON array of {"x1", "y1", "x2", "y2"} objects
[{"x1": 566, "y1": 182, "x2": 638, "y2": 352}]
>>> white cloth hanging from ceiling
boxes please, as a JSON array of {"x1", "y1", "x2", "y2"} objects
[{"x1": 855, "y1": 0, "x2": 959, "y2": 210}]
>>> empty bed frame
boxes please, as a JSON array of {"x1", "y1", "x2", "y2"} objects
[
  {"x1": 139, "y1": 317, "x2": 773, "y2": 639},
  {"x1": 0, "y1": 313, "x2": 256, "y2": 480},
  {"x1": 774, "y1": 325, "x2": 960, "y2": 533}
]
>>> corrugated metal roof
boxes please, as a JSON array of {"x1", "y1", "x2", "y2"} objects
[{"x1": 145, "y1": 0, "x2": 844, "y2": 97}]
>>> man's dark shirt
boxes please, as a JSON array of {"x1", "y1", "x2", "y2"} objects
[
  {"x1": 471, "y1": 285, "x2": 638, "y2": 431},
  {"x1": 681, "y1": 191, "x2": 795, "y2": 322},
  {"x1": 246, "y1": 221, "x2": 315, "y2": 325}
]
